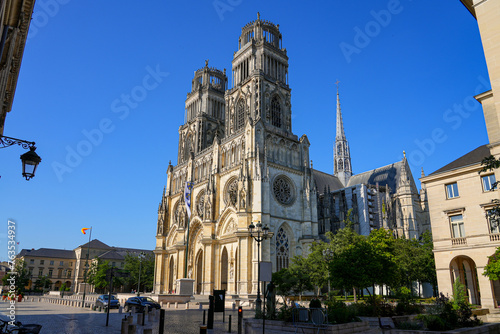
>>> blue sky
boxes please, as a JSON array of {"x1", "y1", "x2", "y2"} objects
[{"x1": 0, "y1": 1, "x2": 490, "y2": 260}]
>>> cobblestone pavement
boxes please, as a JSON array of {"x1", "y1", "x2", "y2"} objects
[{"x1": 0, "y1": 301, "x2": 254, "y2": 334}]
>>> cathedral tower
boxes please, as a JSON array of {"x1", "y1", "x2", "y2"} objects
[
  {"x1": 225, "y1": 12, "x2": 292, "y2": 136},
  {"x1": 333, "y1": 85, "x2": 352, "y2": 186},
  {"x1": 178, "y1": 61, "x2": 227, "y2": 164}
]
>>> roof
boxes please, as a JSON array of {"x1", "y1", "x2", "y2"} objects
[
  {"x1": 347, "y1": 161, "x2": 403, "y2": 191},
  {"x1": 98, "y1": 250, "x2": 125, "y2": 261},
  {"x1": 430, "y1": 145, "x2": 490, "y2": 176},
  {"x1": 18, "y1": 248, "x2": 76, "y2": 259},
  {"x1": 76, "y1": 239, "x2": 111, "y2": 250},
  {"x1": 312, "y1": 169, "x2": 345, "y2": 194}
]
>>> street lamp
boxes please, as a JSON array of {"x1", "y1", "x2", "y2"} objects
[
  {"x1": 0, "y1": 135, "x2": 41, "y2": 180},
  {"x1": 248, "y1": 221, "x2": 269, "y2": 314},
  {"x1": 137, "y1": 252, "x2": 145, "y2": 296}
]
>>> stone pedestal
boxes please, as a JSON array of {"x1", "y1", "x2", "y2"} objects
[{"x1": 176, "y1": 278, "x2": 194, "y2": 296}]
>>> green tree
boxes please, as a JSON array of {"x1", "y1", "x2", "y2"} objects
[
  {"x1": 2, "y1": 260, "x2": 30, "y2": 295},
  {"x1": 87, "y1": 259, "x2": 124, "y2": 293},
  {"x1": 34, "y1": 275, "x2": 52, "y2": 292},
  {"x1": 123, "y1": 252, "x2": 154, "y2": 292},
  {"x1": 304, "y1": 241, "x2": 329, "y2": 296},
  {"x1": 479, "y1": 155, "x2": 499, "y2": 230},
  {"x1": 483, "y1": 247, "x2": 500, "y2": 280},
  {"x1": 367, "y1": 228, "x2": 397, "y2": 290}
]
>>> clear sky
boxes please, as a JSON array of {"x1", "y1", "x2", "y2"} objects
[{"x1": 0, "y1": 1, "x2": 490, "y2": 260}]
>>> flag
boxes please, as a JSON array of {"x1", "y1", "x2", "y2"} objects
[
  {"x1": 81, "y1": 228, "x2": 90, "y2": 235},
  {"x1": 184, "y1": 181, "x2": 194, "y2": 218}
]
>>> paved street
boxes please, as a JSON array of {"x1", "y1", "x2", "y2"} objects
[{"x1": 0, "y1": 301, "x2": 254, "y2": 334}]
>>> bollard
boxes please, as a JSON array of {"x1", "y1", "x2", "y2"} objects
[
  {"x1": 232, "y1": 302, "x2": 236, "y2": 310},
  {"x1": 203, "y1": 309, "x2": 206, "y2": 325},
  {"x1": 199, "y1": 325, "x2": 207, "y2": 334},
  {"x1": 207, "y1": 295, "x2": 214, "y2": 330},
  {"x1": 167, "y1": 302, "x2": 170, "y2": 309},
  {"x1": 159, "y1": 309, "x2": 165, "y2": 334},
  {"x1": 228, "y1": 314, "x2": 232, "y2": 333},
  {"x1": 175, "y1": 302, "x2": 178, "y2": 309},
  {"x1": 185, "y1": 302, "x2": 189, "y2": 309},
  {"x1": 121, "y1": 319, "x2": 129, "y2": 334},
  {"x1": 238, "y1": 306, "x2": 243, "y2": 334},
  {"x1": 128, "y1": 324, "x2": 136, "y2": 334},
  {"x1": 199, "y1": 303, "x2": 203, "y2": 310},
  {"x1": 136, "y1": 312, "x2": 143, "y2": 325}
]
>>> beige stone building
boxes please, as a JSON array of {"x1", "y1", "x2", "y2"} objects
[
  {"x1": 18, "y1": 239, "x2": 152, "y2": 293},
  {"x1": 0, "y1": 0, "x2": 36, "y2": 136},
  {"x1": 154, "y1": 15, "x2": 430, "y2": 297},
  {"x1": 420, "y1": 0, "x2": 500, "y2": 309}
]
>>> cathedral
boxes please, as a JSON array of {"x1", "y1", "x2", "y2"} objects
[{"x1": 153, "y1": 14, "x2": 429, "y2": 296}]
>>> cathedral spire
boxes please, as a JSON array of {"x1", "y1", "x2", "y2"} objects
[{"x1": 333, "y1": 82, "x2": 352, "y2": 186}]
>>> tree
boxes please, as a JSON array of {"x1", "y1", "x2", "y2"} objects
[
  {"x1": 123, "y1": 252, "x2": 154, "y2": 292},
  {"x1": 2, "y1": 260, "x2": 30, "y2": 295},
  {"x1": 87, "y1": 259, "x2": 123, "y2": 293},
  {"x1": 34, "y1": 275, "x2": 52, "y2": 292},
  {"x1": 483, "y1": 247, "x2": 500, "y2": 281},
  {"x1": 303, "y1": 241, "x2": 329, "y2": 296}
]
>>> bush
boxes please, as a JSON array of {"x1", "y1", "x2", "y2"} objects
[
  {"x1": 309, "y1": 298, "x2": 322, "y2": 308},
  {"x1": 276, "y1": 304, "x2": 294, "y2": 322},
  {"x1": 417, "y1": 314, "x2": 447, "y2": 331},
  {"x1": 325, "y1": 298, "x2": 360, "y2": 324},
  {"x1": 395, "y1": 320, "x2": 424, "y2": 330}
]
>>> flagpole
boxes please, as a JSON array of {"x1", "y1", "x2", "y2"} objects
[
  {"x1": 82, "y1": 226, "x2": 92, "y2": 308},
  {"x1": 184, "y1": 216, "x2": 190, "y2": 278}
]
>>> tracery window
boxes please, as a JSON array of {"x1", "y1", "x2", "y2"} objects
[
  {"x1": 271, "y1": 96, "x2": 281, "y2": 128},
  {"x1": 236, "y1": 99, "x2": 245, "y2": 131},
  {"x1": 273, "y1": 175, "x2": 295, "y2": 205},
  {"x1": 338, "y1": 159, "x2": 343, "y2": 171},
  {"x1": 276, "y1": 227, "x2": 289, "y2": 271}
]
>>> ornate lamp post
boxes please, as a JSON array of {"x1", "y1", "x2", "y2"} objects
[
  {"x1": 248, "y1": 221, "x2": 269, "y2": 314},
  {"x1": 0, "y1": 135, "x2": 41, "y2": 180}
]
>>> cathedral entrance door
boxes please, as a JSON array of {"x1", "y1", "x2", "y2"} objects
[
  {"x1": 196, "y1": 250, "x2": 203, "y2": 294},
  {"x1": 221, "y1": 247, "x2": 228, "y2": 290},
  {"x1": 168, "y1": 257, "x2": 174, "y2": 293}
]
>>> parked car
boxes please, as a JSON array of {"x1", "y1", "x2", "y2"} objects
[
  {"x1": 124, "y1": 296, "x2": 161, "y2": 312},
  {"x1": 95, "y1": 294, "x2": 120, "y2": 309}
]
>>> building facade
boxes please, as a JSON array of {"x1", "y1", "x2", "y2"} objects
[
  {"x1": 154, "y1": 14, "x2": 430, "y2": 297},
  {"x1": 0, "y1": 0, "x2": 36, "y2": 136},
  {"x1": 420, "y1": 0, "x2": 500, "y2": 309},
  {"x1": 17, "y1": 239, "x2": 152, "y2": 293}
]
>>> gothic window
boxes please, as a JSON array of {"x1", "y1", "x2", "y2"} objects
[
  {"x1": 271, "y1": 96, "x2": 281, "y2": 128},
  {"x1": 184, "y1": 135, "x2": 193, "y2": 161},
  {"x1": 337, "y1": 144, "x2": 342, "y2": 155},
  {"x1": 276, "y1": 227, "x2": 289, "y2": 271},
  {"x1": 224, "y1": 178, "x2": 238, "y2": 207},
  {"x1": 273, "y1": 175, "x2": 295, "y2": 205},
  {"x1": 338, "y1": 159, "x2": 343, "y2": 171},
  {"x1": 236, "y1": 99, "x2": 245, "y2": 131}
]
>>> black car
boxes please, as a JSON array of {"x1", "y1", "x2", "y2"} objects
[
  {"x1": 95, "y1": 294, "x2": 120, "y2": 309},
  {"x1": 124, "y1": 296, "x2": 161, "y2": 312}
]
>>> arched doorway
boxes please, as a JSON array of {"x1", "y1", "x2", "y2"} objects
[
  {"x1": 168, "y1": 256, "x2": 174, "y2": 293},
  {"x1": 221, "y1": 247, "x2": 228, "y2": 291},
  {"x1": 196, "y1": 250, "x2": 203, "y2": 294},
  {"x1": 450, "y1": 256, "x2": 480, "y2": 305}
]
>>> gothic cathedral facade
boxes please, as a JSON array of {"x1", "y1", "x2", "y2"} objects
[{"x1": 154, "y1": 15, "x2": 319, "y2": 296}]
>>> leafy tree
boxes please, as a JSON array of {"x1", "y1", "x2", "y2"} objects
[
  {"x1": 123, "y1": 252, "x2": 154, "y2": 292},
  {"x1": 87, "y1": 258, "x2": 123, "y2": 293},
  {"x1": 34, "y1": 275, "x2": 52, "y2": 292},
  {"x1": 483, "y1": 247, "x2": 500, "y2": 280},
  {"x1": 304, "y1": 241, "x2": 329, "y2": 296},
  {"x1": 2, "y1": 260, "x2": 30, "y2": 295},
  {"x1": 367, "y1": 228, "x2": 397, "y2": 289},
  {"x1": 479, "y1": 155, "x2": 499, "y2": 230}
]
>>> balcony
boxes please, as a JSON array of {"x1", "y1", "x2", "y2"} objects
[
  {"x1": 452, "y1": 237, "x2": 467, "y2": 246},
  {"x1": 490, "y1": 234, "x2": 500, "y2": 242}
]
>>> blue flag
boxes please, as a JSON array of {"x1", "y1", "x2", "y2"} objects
[{"x1": 184, "y1": 181, "x2": 194, "y2": 218}]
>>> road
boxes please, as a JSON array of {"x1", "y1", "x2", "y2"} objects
[{"x1": 0, "y1": 300, "x2": 253, "y2": 334}]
